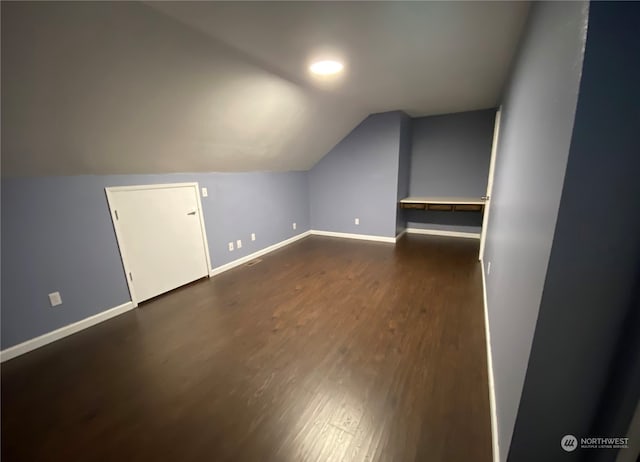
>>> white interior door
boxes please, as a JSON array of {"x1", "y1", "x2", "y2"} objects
[
  {"x1": 106, "y1": 183, "x2": 211, "y2": 304},
  {"x1": 479, "y1": 108, "x2": 502, "y2": 261}
]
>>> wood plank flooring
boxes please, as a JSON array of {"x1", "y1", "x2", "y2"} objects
[{"x1": 1, "y1": 235, "x2": 491, "y2": 462}]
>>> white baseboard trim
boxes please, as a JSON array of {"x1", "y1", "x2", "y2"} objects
[
  {"x1": 209, "y1": 231, "x2": 311, "y2": 277},
  {"x1": 395, "y1": 229, "x2": 407, "y2": 241},
  {"x1": 406, "y1": 227, "x2": 481, "y2": 239},
  {"x1": 309, "y1": 230, "x2": 396, "y2": 243},
  {"x1": 482, "y1": 262, "x2": 500, "y2": 462},
  {"x1": 0, "y1": 301, "x2": 135, "y2": 363}
]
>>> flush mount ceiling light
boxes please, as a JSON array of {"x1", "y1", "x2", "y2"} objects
[{"x1": 309, "y1": 60, "x2": 344, "y2": 75}]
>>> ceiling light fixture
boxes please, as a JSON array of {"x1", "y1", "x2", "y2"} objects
[{"x1": 309, "y1": 60, "x2": 344, "y2": 75}]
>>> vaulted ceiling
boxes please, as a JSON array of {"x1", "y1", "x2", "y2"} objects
[
  {"x1": 151, "y1": 1, "x2": 530, "y2": 117},
  {"x1": 1, "y1": 1, "x2": 529, "y2": 176}
]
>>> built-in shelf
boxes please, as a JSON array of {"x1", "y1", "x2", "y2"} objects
[{"x1": 399, "y1": 196, "x2": 486, "y2": 212}]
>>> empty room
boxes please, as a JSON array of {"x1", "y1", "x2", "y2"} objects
[{"x1": 1, "y1": 1, "x2": 639, "y2": 462}]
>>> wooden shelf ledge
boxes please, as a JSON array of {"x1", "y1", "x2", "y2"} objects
[{"x1": 399, "y1": 196, "x2": 485, "y2": 212}]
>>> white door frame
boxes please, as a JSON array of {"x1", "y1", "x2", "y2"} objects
[
  {"x1": 105, "y1": 182, "x2": 212, "y2": 307},
  {"x1": 479, "y1": 108, "x2": 502, "y2": 262}
]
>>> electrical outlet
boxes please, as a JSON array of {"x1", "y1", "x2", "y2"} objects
[
  {"x1": 201, "y1": 187, "x2": 208, "y2": 197},
  {"x1": 228, "y1": 242, "x2": 234, "y2": 251},
  {"x1": 355, "y1": 218, "x2": 360, "y2": 225},
  {"x1": 487, "y1": 261, "x2": 492, "y2": 275},
  {"x1": 251, "y1": 233, "x2": 256, "y2": 241},
  {"x1": 48, "y1": 292, "x2": 62, "y2": 307},
  {"x1": 292, "y1": 222, "x2": 297, "y2": 230},
  {"x1": 236, "y1": 239, "x2": 242, "y2": 249}
]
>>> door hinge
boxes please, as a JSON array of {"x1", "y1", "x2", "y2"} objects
[
  {"x1": 114, "y1": 210, "x2": 119, "y2": 220},
  {"x1": 129, "y1": 272, "x2": 133, "y2": 281}
]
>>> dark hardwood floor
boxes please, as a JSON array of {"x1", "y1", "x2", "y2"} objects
[{"x1": 1, "y1": 235, "x2": 491, "y2": 462}]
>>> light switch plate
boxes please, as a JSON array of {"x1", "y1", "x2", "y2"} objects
[
  {"x1": 201, "y1": 187, "x2": 208, "y2": 197},
  {"x1": 48, "y1": 292, "x2": 62, "y2": 307}
]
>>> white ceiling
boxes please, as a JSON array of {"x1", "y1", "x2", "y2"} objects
[
  {"x1": 2, "y1": 1, "x2": 529, "y2": 175},
  {"x1": 150, "y1": 1, "x2": 530, "y2": 117}
]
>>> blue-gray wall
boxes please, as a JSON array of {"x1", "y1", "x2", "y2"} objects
[
  {"x1": 406, "y1": 109, "x2": 495, "y2": 233},
  {"x1": 508, "y1": 2, "x2": 640, "y2": 460},
  {"x1": 395, "y1": 113, "x2": 412, "y2": 235},
  {"x1": 481, "y1": 2, "x2": 589, "y2": 460},
  {"x1": 1, "y1": 171, "x2": 309, "y2": 349},
  {"x1": 309, "y1": 111, "x2": 405, "y2": 238},
  {"x1": 409, "y1": 109, "x2": 495, "y2": 197}
]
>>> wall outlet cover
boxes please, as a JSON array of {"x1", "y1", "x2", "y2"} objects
[
  {"x1": 48, "y1": 292, "x2": 62, "y2": 307},
  {"x1": 228, "y1": 242, "x2": 234, "y2": 251},
  {"x1": 293, "y1": 222, "x2": 297, "y2": 230},
  {"x1": 355, "y1": 218, "x2": 360, "y2": 225},
  {"x1": 251, "y1": 233, "x2": 256, "y2": 241},
  {"x1": 236, "y1": 239, "x2": 242, "y2": 249},
  {"x1": 201, "y1": 187, "x2": 208, "y2": 197}
]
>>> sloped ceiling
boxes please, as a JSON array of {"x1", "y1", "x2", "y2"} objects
[
  {"x1": 1, "y1": 1, "x2": 529, "y2": 176},
  {"x1": 151, "y1": 1, "x2": 531, "y2": 117}
]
